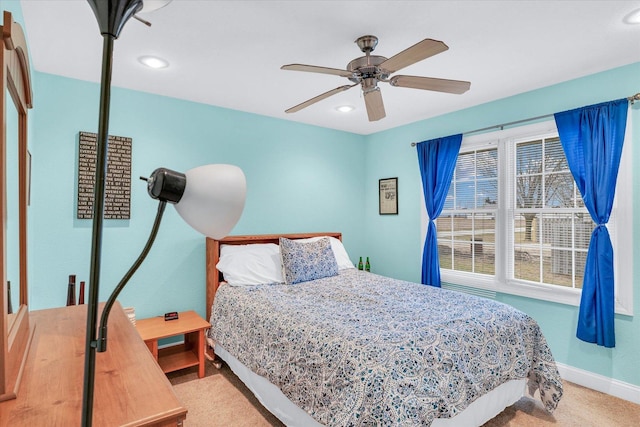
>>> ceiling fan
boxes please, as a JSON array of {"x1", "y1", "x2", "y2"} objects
[{"x1": 281, "y1": 35, "x2": 471, "y2": 121}]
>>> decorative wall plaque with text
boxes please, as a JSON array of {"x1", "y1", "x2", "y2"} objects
[{"x1": 77, "y1": 131, "x2": 132, "y2": 219}]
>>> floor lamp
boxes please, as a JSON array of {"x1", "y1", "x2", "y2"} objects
[{"x1": 82, "y1": 2, "x2": 246, "y2": 426}]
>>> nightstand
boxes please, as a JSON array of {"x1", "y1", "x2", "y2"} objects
[{"x1": 136, "y1": 310, "x2": 210, "y2": 378}]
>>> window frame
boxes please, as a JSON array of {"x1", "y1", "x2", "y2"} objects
[{"x1": 420, "y1": 119, "x2": 633, "y2": 315}]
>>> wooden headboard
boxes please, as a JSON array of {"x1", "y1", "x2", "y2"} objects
[{"x1": 205, "y1": 232, "x2": 342, "y2": 323}]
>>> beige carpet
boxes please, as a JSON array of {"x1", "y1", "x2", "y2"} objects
[{"x1": 168, "y1": 361, "x2": 640, "y2": 426}]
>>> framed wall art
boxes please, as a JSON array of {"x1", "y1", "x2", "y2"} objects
[{"x1": 379, "y1": 177, "x2": 398, "y2": 215}]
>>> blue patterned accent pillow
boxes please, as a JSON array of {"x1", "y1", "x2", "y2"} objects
[{"x1": 279, "y1": 237, "x2": 339, "y2": 285}]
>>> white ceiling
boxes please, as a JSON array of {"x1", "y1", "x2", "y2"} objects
[{"x1": 19, "y1": 1, "x2": 640, "y2": 135}]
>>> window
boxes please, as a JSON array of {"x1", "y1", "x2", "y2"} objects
[
  {"x1": 422, "y1": 120, "x2": 633, "y2": 315},
  {"x1": 511, "y1": 135, "x2": 591, "y2": 290},
  {"x1": 437, "y1": 147, "x2": 498, "y2": 276}
]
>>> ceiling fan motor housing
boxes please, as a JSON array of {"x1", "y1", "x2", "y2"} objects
[{"x1": 346, "y1": 55, "x2": 390, "y2": 83}]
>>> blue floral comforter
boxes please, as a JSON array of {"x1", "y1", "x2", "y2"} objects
[{"x1": 210, "y1": 269, "x2": 563, "y2": 426}]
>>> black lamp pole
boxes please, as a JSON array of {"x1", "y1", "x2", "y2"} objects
[{"x1": 82, "y1": 1, "x2": 144, "y2": 425}]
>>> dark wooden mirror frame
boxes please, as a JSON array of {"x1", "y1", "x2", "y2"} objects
[{"x1": 0, "y1": 10, "x2": 33, "y2": 401}]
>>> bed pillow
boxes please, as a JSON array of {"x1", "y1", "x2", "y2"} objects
[
  {"x1": 279, "y1": 237, "x2": 339, "y2": 285},
  {"x1": 295, "y1": 236, "x2": 355, "y2": 270},
  {"x1": 216, "y1": 243, "x2": 284, "y2": 285}
]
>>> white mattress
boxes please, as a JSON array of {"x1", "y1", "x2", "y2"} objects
[{"x1": 215, "y1": 343, "x2": 526, "y2": 427}]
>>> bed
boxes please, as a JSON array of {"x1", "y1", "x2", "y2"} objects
[{"x1": 205, "y1": 232, "x2": 563, "y2": 427}]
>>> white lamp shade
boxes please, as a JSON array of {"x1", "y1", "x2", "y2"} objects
[
  {"x1": 139, "y1": 0, "x2": 172, "y2": 13},
  {"x1": 174, "y1": 164, "x2": 246, "y2": 240}
]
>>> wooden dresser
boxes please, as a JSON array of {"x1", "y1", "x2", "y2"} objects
[{"x1": 0, "y1": 303, "x2": 187, "y2": 426}]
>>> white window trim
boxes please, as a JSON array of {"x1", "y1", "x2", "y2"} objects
[{"x1": 420, "y1": 118, "x2": 633, "y2": 315}]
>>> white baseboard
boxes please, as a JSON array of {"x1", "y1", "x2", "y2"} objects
[{"x1": 556, "y1": 362, "x2": 640, "y2": 405}]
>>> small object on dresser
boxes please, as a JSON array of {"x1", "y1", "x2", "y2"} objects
[
  {"x1": 66, "y1": 274, "x2": 76, "y2": 306},
  {"x1": 358, "y1": 257, "x2": 363, "y2": 270},
  {"x1": 7, "y1": 281, "x2": 12, "y2": 314},
  {"x1": 164, "y1": 311, "x2": 179, "y2": 321},
  {"x1": 365, "y1": 257, "x2": 371, "y2": 272},
  {"x1": 78, "y1": 281, "x2": 86, "y2": 305},
  {"x1": 123, "y1": 306, "x2": 136, "y2": 325}
]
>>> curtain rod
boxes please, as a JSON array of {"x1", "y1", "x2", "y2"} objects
[{"x1": 410, "y1": 92, "x2": 640, "y2": 147}]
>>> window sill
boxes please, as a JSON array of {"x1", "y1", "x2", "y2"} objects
[{"x1": 440, "y1": 270, "x2": 633, "y2": 316}]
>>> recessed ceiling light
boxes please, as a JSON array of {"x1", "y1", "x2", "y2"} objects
[
  {"x1": 336, "y1": 105, "x2": 355, "y2": 113},
  {"x1": 138, "y1": 55, "x2": 169, "y2": 69},
  {"x1": 623, "y1": 8, "x2": 640, "y2": 24}
]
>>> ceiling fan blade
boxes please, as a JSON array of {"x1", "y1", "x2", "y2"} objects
[
  {"x1": 364, "y1": 88, "x2": 386, "y2": 121},
  {"x1": 390, "y1": 75, "x2": 471, "y2": 94},
  {"x1": 285, "y1": 84, "x2": 356, "y2": 113},
  {"x1": 380, "y1": 39, "x2": 449, "y2": 73},
  {"x1": 281, "y1": 64, "x2": 354, "y2": 78}
]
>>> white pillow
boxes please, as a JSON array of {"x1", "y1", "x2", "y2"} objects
[
  {"x1": 216, "y1": 243, "x2": 284, "y2": 285},
  {"x1": 295, "y1": 236, "x2": 354, "y2": 270}
]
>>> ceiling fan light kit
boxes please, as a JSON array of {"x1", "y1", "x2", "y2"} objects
[{"x1": 282, "y1": 35, "x2": 471, "y2": 122}]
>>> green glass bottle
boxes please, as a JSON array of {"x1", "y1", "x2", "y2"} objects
[
  {"x1": 7, "y1": 281, "x2": 12, "y2": 315},
  {"x1": 358, "y1": 257, "x2": 363, "y2": 270},
  {"x1": 365, "y1": 257, "x2": 371, "y2": 272}
]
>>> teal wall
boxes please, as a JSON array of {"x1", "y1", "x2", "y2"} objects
[
  {"x1": 28, "y1": 73, "x2": 367, "y2": 320},
  {"x1": 3, "y1": 0, "x2": 638, "y2": 395},
  {"x1": 364, "y1": 62, "x2": 640, "y2": 388}
]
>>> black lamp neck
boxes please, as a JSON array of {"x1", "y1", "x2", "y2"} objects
[{"x1": 95, "y1": 200, "x2": 168, "y2": 353}]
